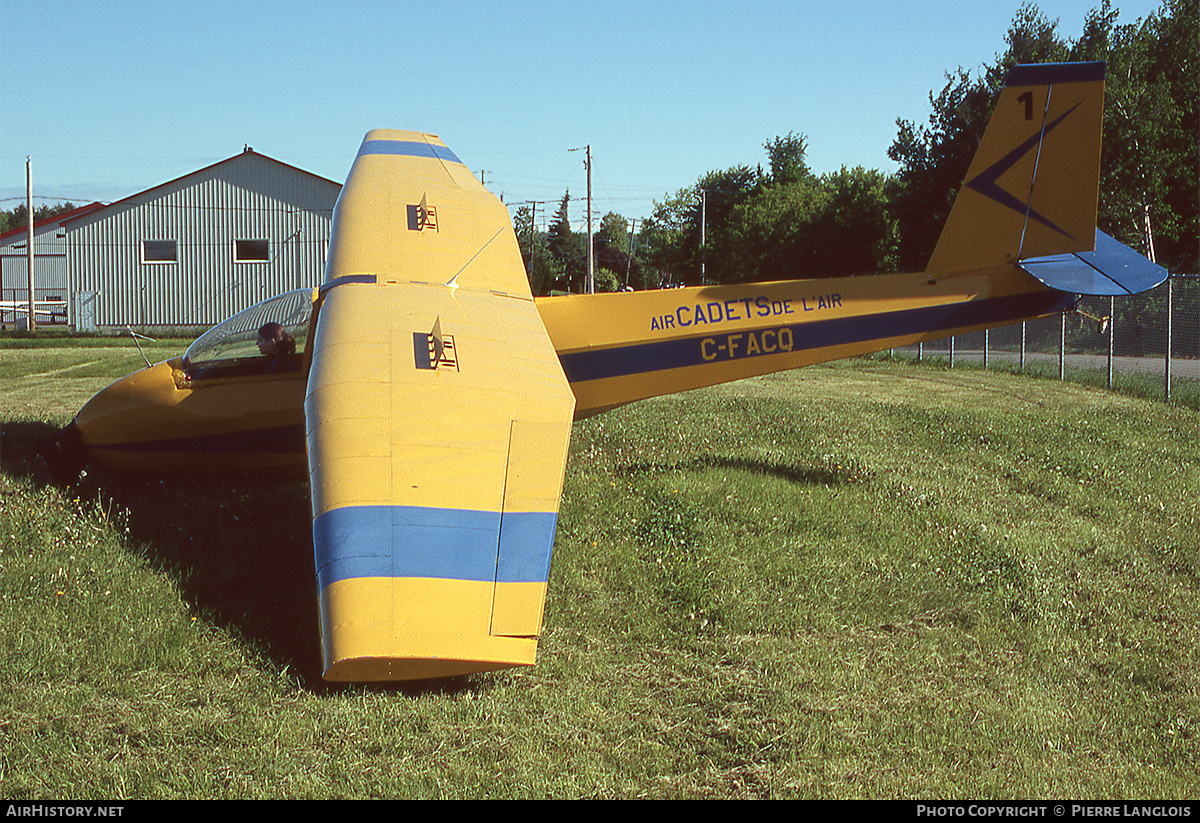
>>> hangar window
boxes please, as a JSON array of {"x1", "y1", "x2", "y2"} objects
[
  {"x1": 141, "y1": 239, "x2": 177, "y2": 263},
  {"x1": 235, "y1": 239, "x2": 270, "y2": 263}
]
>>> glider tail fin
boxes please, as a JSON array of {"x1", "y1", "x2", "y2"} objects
[{"x1": 925, "y1": 62, "x2": 1106, "y2": 280}]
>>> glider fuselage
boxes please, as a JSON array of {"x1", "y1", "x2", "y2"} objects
[{"x1": 64, "y1": 262, "x2": 1070, "y2": 481}]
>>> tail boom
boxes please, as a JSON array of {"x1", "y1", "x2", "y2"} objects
[{"x1": 538, "y1": 267, "x2": 1073, "y2": 417}]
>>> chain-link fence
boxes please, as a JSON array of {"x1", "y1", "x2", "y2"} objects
[{"x1": 895, "y1": 275, "x2": 1200, "y2": 408}]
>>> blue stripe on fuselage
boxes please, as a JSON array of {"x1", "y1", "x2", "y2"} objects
[
  {"x1": 88, "y1": 424, "x2": 306, "y2": 455},
  {"x1": 558, "y1": 289, "x2": 1075, "y2": 385}
]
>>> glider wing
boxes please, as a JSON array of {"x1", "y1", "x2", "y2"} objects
[{"x1": 305, "y1": 131, "x2": 576, "y2": 682}]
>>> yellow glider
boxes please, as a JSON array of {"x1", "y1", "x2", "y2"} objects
[{"x1": 45, "y1": 62, "x2": 1166, "y2": 682}]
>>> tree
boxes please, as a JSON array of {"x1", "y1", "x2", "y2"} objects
[
  {"x1": 513, "y1": 205, "x2": 561, "y2": 296},
  {"x1": 719, "y1": 167, "x2": 896, "y2": 282},
  {"x1": 887, "y1": 68, "x2": 1005, "y2": 271},
  {"x1": 809, "y1": 166, "x2": 898, "y2": 276},
  {"x1": 887, "y1": 3, "x2": 1078, "y2": 271},
  {"x1": 720, "y1": 177, "x2": 828, "y2": 282},
  {"x1": 0, "y1": 201, "x2": 78, "y2": 234},
  {"x1": 595, "y1": 212, "x2": 644, "y2": 290},
  {"x1": 597, "y1": 211, "x2": 629, "y2": 254},
  {"x1": 546, "y1": 191, "x2": 585, "y2": 292},
  {"x1": 996, "y1": 1, "x2": 1071, "y2": 72},
  {"x1": 1099, "y1": 0, "x2": 1198, "y2": 270},
  {"x1": 887, "y1": 1, "x2": 1198, "y2": 273},
  {"x1": 640, "y1": 184, "x2": 701, "y2": 285},
  {"x1": 642, "y1": 131, "x2": 899, "y2": 285},
  {"x1": 694, "y1": 166, "x2": 762, "y2": 284},
  {"x1": 764, "y1": 132, "x2": 812, "y2": 187},
  {"x1": 642, "y1": 166, "x2": 762, "y2": 286}
]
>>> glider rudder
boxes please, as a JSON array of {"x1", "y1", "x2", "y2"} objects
[{"x1": 925, "y1": 61, "x2": 1106, "y2": 280}]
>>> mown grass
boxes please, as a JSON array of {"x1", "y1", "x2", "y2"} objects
[
  {"x1": 0, "y1": 342, "x2": 1196, "y2": 798},
  {"x1": 881, "y1": 349, "x2": 1200, "y2": 411}
]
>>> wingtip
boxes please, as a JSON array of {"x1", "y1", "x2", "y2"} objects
[{"x1": 362, "y1": 128, "x2": 443, "y2": 144}]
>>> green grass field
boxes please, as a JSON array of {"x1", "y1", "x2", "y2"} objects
[{"x1": 1, "y1": 339, "x2": 1197, "y2": 799}]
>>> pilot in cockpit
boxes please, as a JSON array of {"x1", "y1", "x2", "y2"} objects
[{"x1": 257, "y1": 322, "x2": 300, "y2": 373}]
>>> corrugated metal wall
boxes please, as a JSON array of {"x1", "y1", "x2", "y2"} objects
[
  {"x1": 1, "y1": 224, "x2": 69, "y2": 290},
  {"x1": 66, "y1": 151, "x2": 341, "y2": 329},
  {"x1": 0, "y1": 224, "x2": 69, "y2": 326}
]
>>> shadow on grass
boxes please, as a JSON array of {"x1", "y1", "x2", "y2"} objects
[
  {"x1": 620, "y1": 453, "x2": 865, "y2": 486},
  {"x1": 1, "y1": 419, "x2": 484, "y2": 697}
]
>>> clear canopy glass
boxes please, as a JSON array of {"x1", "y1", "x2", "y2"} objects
[{"x1": 183, "y1": 289, "x2": 315, "y2": 368}]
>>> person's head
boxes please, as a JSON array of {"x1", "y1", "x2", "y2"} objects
[{"x1": 257, "y1": 322, "x2": 295, "y2": 356}]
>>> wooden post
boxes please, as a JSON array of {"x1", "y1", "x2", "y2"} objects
[
  {"x1": 26, "y1": 157, "x2": 35, "y2": 332},
  {"x1": 586, "y1": 146, "x2": 594, "y2": 294}
]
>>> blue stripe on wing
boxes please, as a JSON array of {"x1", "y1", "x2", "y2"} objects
[{"x1": 313, "y1": 504, "x2": 558, "y2": 587}]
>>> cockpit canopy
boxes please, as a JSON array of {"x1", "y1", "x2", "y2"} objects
[{"x1": 183, "y1": 289, "x2": 315, "y2": 370}]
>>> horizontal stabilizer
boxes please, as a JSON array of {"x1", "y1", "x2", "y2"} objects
[{"x1": 1019, "y1": 230, "x2": 1167, "y2": 295}]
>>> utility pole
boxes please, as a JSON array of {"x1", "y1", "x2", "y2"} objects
[
  {"x1": 625, "y1": 218, "x2": 638, "y2": 288},
  {"x1": 586, "y1": 145, "x2": 594, "y2": 294},
  {"x1": 26, "y1": 157, "x2": 35, "y2": 332},
  {"x1": 528, "y1": 201, "x2": 538, "y2": 276},
  {"x1": 569, "y1": 145, "x2": 595, "y2": 293}
]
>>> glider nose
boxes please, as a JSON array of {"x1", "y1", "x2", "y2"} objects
[
  {"x1": 68, "y1": 360, "x2": 182, "y2": 477},
  {"x1": 38, "y1": 361, "x2": 173, "y2": 484}
]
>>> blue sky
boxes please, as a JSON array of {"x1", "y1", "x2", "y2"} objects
[{"x1": 1, "y1": 0, "x2": 1165, "y2": 230}]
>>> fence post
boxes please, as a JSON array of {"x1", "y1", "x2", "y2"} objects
[
  {"x1": 1020, "y1": 321, "x2": 1026, "y2": 372},
  {"x1": 984, "y1": 329, "x2": 989, "y2": 369},
  {"x1": 1107, "y1": 295, "x2": 1114, "y2": 391},
  {"x1": 1059, "y1": 312, "x2": 1066, "y2": 380},
  {"x1": 949, "y1": 336, "x2": 955, "y2": 368},
  {"x1": 1165, "y1": 277, "x2": 1173, "y2": 402}
]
